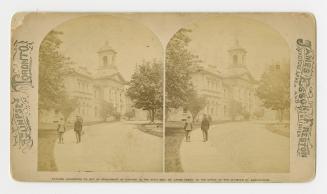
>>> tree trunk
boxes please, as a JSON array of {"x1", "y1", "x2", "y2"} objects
[
  {"x1": 279, "y1": 109, "x2": 284, "y2": 122},
  {"x1": 191, "y1": 113, "x2": 195, "y2": 123},
  {"x1": 165, "y1": 107, "x2": 169, "y2": 122},
  {"x1": 192, "y1": 111, "x2": 199, "y2": 123},
  {"x1": 152, "y1": 109, "x2": 156, "y2": 123},
  {"x1": 147, "y1": 110, "x2": 151, "y2": 122},
  {"x1": 149, "y1": 109, "x2": 155, "y2": 123}
]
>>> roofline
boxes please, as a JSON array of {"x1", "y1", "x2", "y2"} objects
[
  {"x1": 97, "y1": 49, "x2": 117, "y2": 54},
  {"x1": 223, "y1": 73, "x2": 258, "y2": 83},
  {"x1": 65, "y1": 70, "x2": 93, "y2": 80},
  {"x1": 95, "y1": 73, "x2": 128, "y2": 84},
  {"x1": 191, "y1": 68, "x2": 223, "y2": 78},
  {"x1": 228, "y1": 48, "x2": 247, "y2": 53},
  {"x1": 192, "y1": 67, "x2": 258, "y2": 83},
  {"x1": 65, "y1": 69, "x2": 127, "y2": 84}
]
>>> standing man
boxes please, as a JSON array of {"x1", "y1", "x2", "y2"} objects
[
  {"x1": 201, "y1": 114, "x2": 210, "y2": 142},
  {"x1": 74, "y1": 116, "x2": 83, "y2": 144}
]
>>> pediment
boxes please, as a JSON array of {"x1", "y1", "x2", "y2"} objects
[
  {"x1": 239, "y1": 72, "x2": 256, "y2": 83},
  {"x1": 109, "y1": 73, "x2": 126, "y2": 83}
]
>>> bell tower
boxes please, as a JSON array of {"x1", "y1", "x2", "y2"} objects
[
  {"x1": 97, "y1": 41, "x2": 117, "y2": 69},
  {"x1": 228, "y1": 39, "x2": 247, "y2": 67}
]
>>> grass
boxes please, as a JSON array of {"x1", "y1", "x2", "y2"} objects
[
  {"x1": 136, "y1": 123, "x2": 163, "y2": 137},
  {"x1": 265, "y1": 122, "x2": 290, "y2": 138}
]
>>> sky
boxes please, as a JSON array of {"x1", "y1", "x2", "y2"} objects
[
  {"x1": 184, "y1": 15, "x2": 290, "y2": 79},
  {"x1": 54, "y1": 15, "x2": 164, "y2": 81},
  {"x1": 51, "y1": 15, "x2": 289, "y2": 81}
]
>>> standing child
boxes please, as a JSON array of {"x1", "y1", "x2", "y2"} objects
[
  {"x1": 184, "y1": 116, "x2": 193, "y2": 142},
  {"x1": 57, "y1": 118, "x2": 66, "y2": 144}
]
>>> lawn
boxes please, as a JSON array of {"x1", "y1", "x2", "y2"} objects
[
  {"x1": 265, "y1": 121, "x2": 290, "y2": 138},
  {"x1": 136, "y1": 123, "x2": 163, "y2": 137}
]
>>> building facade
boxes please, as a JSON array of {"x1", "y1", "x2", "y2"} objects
[
  {"x1": 168, "y1": 41, "x2": 262, "y2": 122},
  {"x1": 40, "y1": 42, "x2": 140, "y2": 124}
]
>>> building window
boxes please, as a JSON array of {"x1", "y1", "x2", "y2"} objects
[
  {"x1": 233, "y1": 55, "x2": 238, "y2": 65},
  {"x1": 103, "y1": 56, "x2": 108, "y2": 66}
]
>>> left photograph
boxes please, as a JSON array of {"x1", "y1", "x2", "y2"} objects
[{"x1": 38, "y1": 15, "x2": 164, "y2": 172}]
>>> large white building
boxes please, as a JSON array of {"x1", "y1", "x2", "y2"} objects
[
  {"x1": 40, "y1": 42, "x2": 145, "y2": 124},
  {"x1": 168, "y1": 41, "x2": 262, "y2": 122}
]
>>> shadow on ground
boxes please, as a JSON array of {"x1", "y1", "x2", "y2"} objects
[{"x1": 38, "y1": 130, "x2": 58, "y2": 171}]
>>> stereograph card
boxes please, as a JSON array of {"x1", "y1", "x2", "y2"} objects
[{"x1": 10, "y1": 13, "x2": 316, "y2": 182}]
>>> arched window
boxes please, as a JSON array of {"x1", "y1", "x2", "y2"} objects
[{"x1": 233, "y1": 55, "x2": 238, "y2": 65}]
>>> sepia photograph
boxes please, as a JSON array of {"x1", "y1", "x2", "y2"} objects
[
  {"x1": 10, "y1": 13, "x2": 315, "y2": 182},
  {"x1": 37, "y1": 15, "x2": 164, "y2": 172},
  {"x1": 2, "y1": 0, "x2": 326, "y2": 193},
  {"x1": 165, "y1": 15, "x2": 290, "y2": 173}
]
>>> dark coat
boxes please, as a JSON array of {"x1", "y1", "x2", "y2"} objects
[
  {"x1": 74, "y1": 120, "x2": 83, "y2": 132},
  {"x1": 201, "y1": 118, "x2": 210, "y2": 130}
]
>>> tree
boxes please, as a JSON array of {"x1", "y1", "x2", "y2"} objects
[
  {"x1": 154, "y1": 107, "x2": 163, "y2": 121},
  {"x1": 124, "y1": 110, "x2": 135, "y2": 120},
  {"x1": 126, "y1": 60, "x2": 163, "y2": 122},
  {"x1": 256, "y1": 65, "x2": 290, "y2": 121},
  {"x1": 56, "y1": 96, "x2": 79, "y2": 122},
  {"x1": 99, "y1": 100, "x2": 115, "y2": 121},
  {"x1": 254, "y1": 109, "x2": 264, "y2": 119},
  {"x1": 241, "y1": 110, "x2": 251, "y2": 120},
  {"x1": 39, "y1": 30, "x2": 69, "y2": 110},
  {"x1": 112, "y1": 112, "x2": 121, "y2": 121},
  {"x1": 166, "y1": 28, "x2": 201, "y2": 111},
  {"x1": 184, "y1": 90, "x2": 207, "y2": 122},
  {"x1": 229, "y1": 99, "x2": 243, "y2": 121}
]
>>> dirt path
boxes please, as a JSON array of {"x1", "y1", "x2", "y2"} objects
[{"x1": 180, "y1": 121, "x2": 290, "y2": 173}]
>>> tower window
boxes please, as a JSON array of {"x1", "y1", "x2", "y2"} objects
[
  {"x1": 233, "y1": 55, "x2": 238, "y2": 65},
  {"x1": 103, "y1": 56, "x2": 108, "y2": 66}
]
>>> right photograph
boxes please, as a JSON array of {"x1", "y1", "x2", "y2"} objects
[{"x1": 165, "y1": 15, "x2": 290, "y2": 173}]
